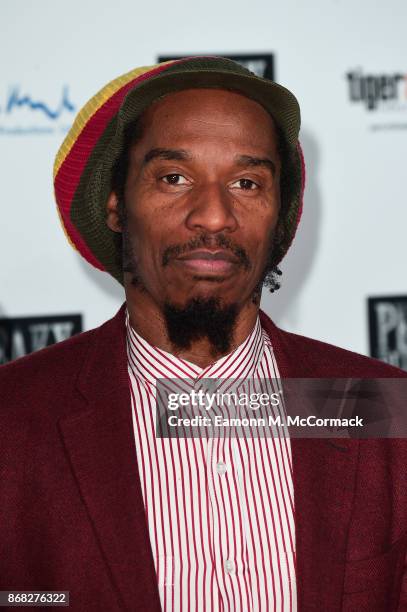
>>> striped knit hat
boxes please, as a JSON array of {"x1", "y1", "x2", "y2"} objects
[{"x1": 54, "y1": 56, "x2": 305, "y2": 285}]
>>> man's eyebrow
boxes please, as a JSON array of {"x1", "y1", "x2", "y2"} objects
[
  {"x1": 143, "y1": 148, "x2": 191, "y2": 165},
  {"x1": 142, "y1": 149, "x2": 277, "y2": 175},
  {"x1": 235, "y1": 154, "x2": 276, "y2": 176}
]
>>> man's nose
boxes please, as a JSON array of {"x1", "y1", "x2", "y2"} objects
[{"x1": 185, "y1": 182, "x2": 238, "y2": 234}]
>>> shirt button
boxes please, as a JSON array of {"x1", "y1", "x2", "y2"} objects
[
  {"x1": 224, "y1": 559, "x2": 234, "y2": 574},
  {"x1": 216, "y1": 462, "x2": 227, "y2": 475}
]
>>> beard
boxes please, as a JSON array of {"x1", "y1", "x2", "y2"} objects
[
  {"x1": 120, "y1": 215, "x2": 281, "y2": 355},
  {"x1": 164, "y1": 296, "x2": 239, "y2": 355}
]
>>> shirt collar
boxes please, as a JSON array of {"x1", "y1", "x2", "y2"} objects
[{"x1": 126, "y1": 309, "x2": 265, "y2": 384}]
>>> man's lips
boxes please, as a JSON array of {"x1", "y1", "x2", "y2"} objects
[{"x1": 174, "y1": 250, "x2": 240, "y2": 275}]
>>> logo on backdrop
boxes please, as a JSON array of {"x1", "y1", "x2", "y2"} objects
[
  {"x1": 346, "y1": 68, "x2": 407, "y2": 131},
  {"x1": 158, "y1": 53, "x2": 275, "y2": 80},
  {"x1": 0, "y1": 85, "x2": 76, "y2": 136},
  {"x1": 0, "y1": 314, "x2": 82, "y2": 364},
  {"x1": 368, "y1": 296, "x2": 407, "y2": 371}
]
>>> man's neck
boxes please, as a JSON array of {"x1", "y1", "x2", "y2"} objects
[{"x1": 125, "y1": 288, "x2": 260, "y2": 369}]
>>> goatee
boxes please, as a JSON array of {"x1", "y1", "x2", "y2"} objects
[{"x1": 164, "y1": 297, "x2": 239, "y2": 356}]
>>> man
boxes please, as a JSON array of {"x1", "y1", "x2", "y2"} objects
[{"x1": 0, "y1": 57, "x2": 406, "y2": 611}]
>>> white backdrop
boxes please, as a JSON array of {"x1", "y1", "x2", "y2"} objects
[{"x1": 1, "y1": 0, "x2": 406, "y2": 355}]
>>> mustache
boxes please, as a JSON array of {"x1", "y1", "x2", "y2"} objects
[{"x1": 162, "y1": 233, "x2": 252, "y2": 271}]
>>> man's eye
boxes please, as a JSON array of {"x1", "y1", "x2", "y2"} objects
[
  {"x1": 231, "y1": 178, "x2": 259, "y2": 191},
  {"x1": 161, "y1": 174, "x2": 188, "y2": 185}
]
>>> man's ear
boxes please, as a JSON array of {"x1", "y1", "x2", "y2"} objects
[{"x1": 106, "y1": 191, "x2": 122, "y2": 233}]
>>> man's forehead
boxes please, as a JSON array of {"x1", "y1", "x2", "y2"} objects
[
  {"x1": 141, "y1": 87, "x2": 276, "y2": 125},
  {"x1": 134, "y1": 87, "x2": 278, "y2": 150},
  {"x1": 125, "y1": 90, "x2": 280, "y2": 169}
]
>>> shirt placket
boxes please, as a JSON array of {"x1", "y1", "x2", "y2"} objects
[{"x1": 197, "y1": 371, "x2": 248, "y2": 612}]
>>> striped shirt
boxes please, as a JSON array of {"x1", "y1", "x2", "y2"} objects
[{"x1": 126, "y1": 311, "x2": 296, "y2": 611}]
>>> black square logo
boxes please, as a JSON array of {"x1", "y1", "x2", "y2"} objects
[
  {"x1": 157, "y1": 53, "x2": 275, "y2": 80},
  {"x1": 368, "y1": 296, "x2": 407, "y2": 371},
  {"x1": 0, "y1": 314, "x2": 82, "y2": 364}
]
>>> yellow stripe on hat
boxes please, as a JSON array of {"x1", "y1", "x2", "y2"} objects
[
  {"x1": 54, "y1": 193, "x2": 78, "y2": 252},
  {"x1": 53, "y1": 61, "x2": 175, "y2": 178}
]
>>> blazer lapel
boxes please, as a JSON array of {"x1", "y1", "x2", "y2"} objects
[
  {"x1": 58, "y1": 304, "x2": 161, "y2": 612},
  {"x1": 260, "y1": 310, "x2": 359, "y2": 609}
]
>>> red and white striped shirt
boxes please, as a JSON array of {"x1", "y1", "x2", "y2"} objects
[{"x1": 126, "y1": 311, "x2": 296, "y2": 611}]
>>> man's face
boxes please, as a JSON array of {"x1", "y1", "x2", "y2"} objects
[{"x1": 112, "y1": 88, "x2": 281, "y2": 312}]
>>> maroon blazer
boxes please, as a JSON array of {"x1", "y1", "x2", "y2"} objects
[{"x1": 1, "y1": 304, "x2": 406, "y2": 611}]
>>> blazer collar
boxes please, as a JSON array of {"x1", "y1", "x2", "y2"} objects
[
  {"x1": 58, "y1": 303, "x2": 161, "y2": 611},
  {"x1": 59, "y1": 304, "x2": 357, "y2": 610},
  {"x1": 260, "y1": 309, "x2": 358, "y2": 608}
]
